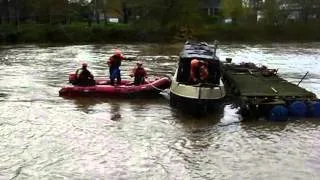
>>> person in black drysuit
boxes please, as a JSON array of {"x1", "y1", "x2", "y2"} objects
[{"x1": 74, "y1": 63, "x2": 95, "y2": 86}]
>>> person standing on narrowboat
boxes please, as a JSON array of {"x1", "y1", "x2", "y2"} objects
[
  {"x1": 189, "y1": 59, "x2": 209, "y2": 84},
  {"x1": 107, "y1": 49, "x2": 124, "y2": 85}
]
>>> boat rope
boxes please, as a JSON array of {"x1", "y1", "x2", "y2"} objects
[
  {"x1": 145, "y1": 79, "x2": 168, "y2": 92},
  {"x1": 144, "y1": 74, "x2": 172, "y2": 92}
]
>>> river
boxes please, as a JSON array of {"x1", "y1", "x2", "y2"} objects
[{"x1": 1, "y1": 43, "x2": 320, "y2": 179}]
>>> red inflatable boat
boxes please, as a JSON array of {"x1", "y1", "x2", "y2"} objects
[{"x1": 59, "y1": 74, "x2": 171, "y2": 97}]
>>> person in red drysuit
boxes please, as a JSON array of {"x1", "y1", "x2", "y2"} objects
[
  {"x1": 189, "y1": 59, "x2": 209, "y2": 84},
  {"x1": 107, "y1": 49, "x2": 125, "y2": 85},
  {"x1": 130, "y1": 61, "x2": 147, "y2": 85}
]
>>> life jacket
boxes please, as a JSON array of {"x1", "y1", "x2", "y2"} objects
[
  {"x1": 75, "y1": 68, "x2": 83, "y2": 79},
  {"x1": 199, "y1": 65, "x2": 209, "y2": 80},
  {"x1": 110, "y1": 55, "x2": 122, "y2": 68},
  {"x1": 190, "y1": 59, "x2": 201, "y2": 81},
  {"x1": 76, "y1": 68, "x2": 93, "y2": 80},
  {"x1": 190, "y1": 59, "x2": 209, "y2": 82},
  {"x1": 134, "y1": 67, "x2": 146, "y2": 77}
]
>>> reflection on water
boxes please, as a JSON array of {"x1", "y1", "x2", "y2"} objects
[
  {"x1": 0, "y1": 43, "x2": 320, "y2": 179},
  {"x1": 110, "y1": 103, "x2": 122, "y2": 121},
  {"x1": 72, "y1": 98, "x2": 104, "y2": 114}
]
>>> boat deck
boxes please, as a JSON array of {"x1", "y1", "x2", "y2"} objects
[
  {"x1": 222, "y1": 63, "x2": 316, "y2": 101},
  {"x1": 221, "y1": 63, "x2": 318, "y2": 118}
]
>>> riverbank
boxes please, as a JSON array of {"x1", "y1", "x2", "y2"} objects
[{"x1": 1, "y1": 23, "x2": 320, "y2": 44}]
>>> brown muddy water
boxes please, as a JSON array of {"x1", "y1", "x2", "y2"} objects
[{"x1": 1, "y1": 43, "x2": 320, "y2": 179}]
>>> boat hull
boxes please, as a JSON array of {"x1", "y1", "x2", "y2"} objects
[
  {"x1": 170, "y1": 91, "x2": 225, "y2": 115},
  {"x1": 59, "y1": 77, "x2": 171, "y2": 98},
  {"x1": 169, "y1": 67, "x2": 226, "y2": 115}
]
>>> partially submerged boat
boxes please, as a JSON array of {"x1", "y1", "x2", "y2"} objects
[
  {"x1": 169, "y1": 41, "x2": 226, "y2": 113},
  {"x1": 59, "y1": 73, "x2": 171, "y2": 97}
]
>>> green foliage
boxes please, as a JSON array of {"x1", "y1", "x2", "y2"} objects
[
  {"x1": 0, "y1": 24, "x2": 19, "y2": 43},
  {"x1": 1, "y1": 22, "x2": 319, "y2": 44},
  {"x1": 131, "y1": 0, "x2": 202, "y2": 40},
  {"x1": 263, "y1": 0, "x2": 280, "y2": 24},
  {"x1": 0, "y1": 23, "x2": 174, "y2": 43},
  {"x1": 221, "y1": 0, "x2": 248, "y2": 23},
  {"x1": 19, "y1": 24, "x2": 47, "y2": 42},
  {"x1": 193, "y1": 23, "x2": 320, "y2": 42},
  {"x1": 0, "y1": 0, "x2": 320, "y2": 43},
  {"x1": 203, "y1": 16, "x2": 220, "y2": 24}
]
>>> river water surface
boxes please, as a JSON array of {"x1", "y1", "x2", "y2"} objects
[{"x1": 1, "y1": 43, "x2": 320, "y2": 179}]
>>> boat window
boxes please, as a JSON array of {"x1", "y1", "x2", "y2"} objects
[
  {"x1": 176, "y1": 58, "x2": 221, "y2": 85},
  {"x1": 177, "y1": 58, "x2": 191, "y2": 83},
  {"x1": 207, "y1": 60, "x2": 221, "y2": 85}
]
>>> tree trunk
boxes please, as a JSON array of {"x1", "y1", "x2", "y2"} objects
[
  {"x1": 122, "y1": 2, "x2": 129, "y2": 24},
  {"x1": 88, "y1": 19, "x2": 92, "y2": 27},
  {"x1": 95, "y1": 12, "x2": 100, "y2": 24},
  {"x1": 50, "y1": 10, "x2": 53, "y2": 25},
  {"x1": 102, "y1": 0, "x2": 108, "y2": 24},
  {"x1": 4, "y1": 0, "x2": 9, "y2": 23},
  {"x1": 65, "y1": 0, "x2": 69, "y2": 24},
  {"x1": 302, "y1": 10, "x2": 309, "y2": 23},
  {"x1": 104, "y1": 12, "x2": 108, "y2": 24},
  {"x1": 14, "y1": 0, "x2": 20, "y2": 30},
  {"x1": 0, "y1": 6, "x2": 2, "y2": 25},
  {"x1": 232, "y1": 17, "x2": 237, "y2": 25},
  {"x1": 15, "y1": 9, "x2": 20, "y2": 27},
  {"x1": 88, "y1": 13, "x2": 92, "y2": 27},
  {"x1": 94, "y1": 0, "x2": 99, "y2": 24}
]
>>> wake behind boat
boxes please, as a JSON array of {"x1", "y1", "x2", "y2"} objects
[{"x1": 59, "y1": 73, "x2": 171, "y2": 97}]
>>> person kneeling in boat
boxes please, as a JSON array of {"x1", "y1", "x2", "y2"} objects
[
  {"x1": 189, "y1": 59, "x2": 209, "y2": 84},
  {"x1": 107, "y1": 49, "x2": 124, "y2": 85},
  {"x1": 130, "y1": 61, "x2": 147, "y2": 85},
  {"x1": 74, "y1": 63, "x2": 95, "y2": 86}
]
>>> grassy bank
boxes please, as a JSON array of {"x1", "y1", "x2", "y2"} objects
[
  {"x1": 0, "y1": 23, "x2": 320, "y2": 44},
  {"x1": 197, "y1": 23, "x2": 320, "y2": 42},
  {"x1": 0, "y1": 23, "x2": 172, "y2": 44}
]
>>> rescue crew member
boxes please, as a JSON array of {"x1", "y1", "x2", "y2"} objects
[
  {"x1": 130, "y1": 61, "x2": 147, "y2": 85},
  {"x1": 189, "y1": 59, "x2": 209, "y2": 84},
  {"x1": 75, "y1": 63, "x2": 95, "y2": 86},
  {"x1": 107, "y1": 49, "x2": 124, "y2": 85}
]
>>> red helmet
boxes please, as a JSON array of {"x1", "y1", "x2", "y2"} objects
[
  {"x1": 114, "y1": 49, "x2": 122, "y2": 56},
  {"x1": 191, "y1": 59, "x2": 199, "y2": 65}
]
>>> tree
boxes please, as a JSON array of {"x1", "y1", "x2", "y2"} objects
[
  {"x1": 294, "y1": 0, "x2": 320, "y2": 22},
  {"x1": 221, "y1": 0, "x2": 247, "y2": 24},
  {"x1": 100, "y1": 0, "x2": 108, "y2": 24},
  {"x1": 69, "y1": 0, "x2": 92, "y2": 26},
  {"x1": 106, "y1": 0, "x2": 134, "y2": 24},
  {"x1": 0, "y1": 0, "x2": 10, "y2": 23},
  {"x1": 263, "y1": 0, "x2": 280, "y2": 24},
  {"x1": 248, "y1": 0, "x2": 264, "y2": 23}
]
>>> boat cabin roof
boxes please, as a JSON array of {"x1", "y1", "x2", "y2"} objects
[{"x1": 179, "y1": 41, "x2": 219, "y2": 61}]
